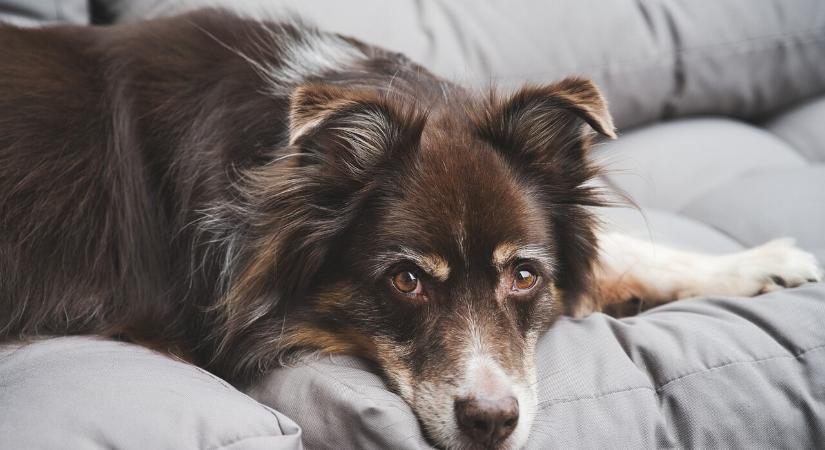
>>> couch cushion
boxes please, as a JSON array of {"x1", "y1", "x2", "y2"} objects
[
  {"x1": 0, "y1": 0, "x2": 88, "y2": 26},
  {"x1": 681, "y1": 166, "x2": 825, "y2": 261},
  {"x1": 667, "y1": 0, "x2": 825, "y2": 120},
  {"x1": 594, "y1": 206, "x2": 744, "y2": 253},
  {"x1": 95, "y1": 0, "x2": 825, "y2": 128},
  {"x1": 250, "y1": 284, "x2": 825, "y2": 448},
  {"x1": 0, "y1": 337, "x2": 302, "y2": 450},
  {"x1": 594, "y1": 118, "x2": 807, "y2": 211},
  {"x1": 766, "y1": 95, "x2": 825, "y2": 162}
]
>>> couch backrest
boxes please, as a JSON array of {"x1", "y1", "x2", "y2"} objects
[{"x1": 95, "y1": 0, "x2": 825, "y2": 129}]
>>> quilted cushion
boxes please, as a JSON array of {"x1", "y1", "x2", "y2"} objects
[
  {"x1": 596, "y1": 95, "x2": 825, "y2": 261},
  {"x1": 0, "y1": 0, "x2": 88, "y2": 26},
  {"x1": 0, "y1": 337, "x2": 303, "y2": 450},
  {"x1": 250, "y1": 285, "x2": 825, "y2": 448}
]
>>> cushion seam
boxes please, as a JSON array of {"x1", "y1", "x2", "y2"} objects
[
  {"x1": 538, "y1": 385, "x2": 655, "y2": 410},
  {"x1": 537, "y1": 344, "x2": 825, "y2": 408},
  {"x1": 655, "y1": 342, "x2": 825, "y2": 392},
  {"x1": 205, "y1": 432, "x2": 293, "y2": 450}
]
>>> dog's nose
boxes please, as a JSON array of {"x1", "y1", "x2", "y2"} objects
[{"x1": 454, "y1": 395, "x2": 519, "y2": 445}]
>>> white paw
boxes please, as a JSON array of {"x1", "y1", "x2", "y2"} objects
[{"x1": 704, "y1": 238, "x2": 822, "y2": 297}]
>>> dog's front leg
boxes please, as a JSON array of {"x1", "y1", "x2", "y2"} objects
[{"x1": 572, "y1": 233, "x2": 823, "y2": 317}]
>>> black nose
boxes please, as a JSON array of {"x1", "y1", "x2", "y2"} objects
[{"x1": 455, "y1": 396, "x2": 519, "y2": 445}]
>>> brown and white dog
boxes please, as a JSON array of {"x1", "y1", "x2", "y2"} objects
[{"x1": 1, "y1": 10, "x2": 821, "y2": 449}]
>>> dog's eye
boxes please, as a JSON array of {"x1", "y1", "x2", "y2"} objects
[
  {"x1": 392, "y1": 271, "x2": 421, "y2": 294},
  {"x1": 512, "y1": 267, "x2": 538, "y2": 291}
]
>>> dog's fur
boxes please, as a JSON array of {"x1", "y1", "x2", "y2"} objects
[{"x1": 1, "y1": 10, "x2": 821, "y2": 449}]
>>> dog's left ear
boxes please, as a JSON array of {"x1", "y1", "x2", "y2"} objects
[
  {"x1": 477, "y1": 76, "x2": 615, "y2": 172},
  {"x1": 475, "y1": 77, "x2": 615, "y2": 306}
]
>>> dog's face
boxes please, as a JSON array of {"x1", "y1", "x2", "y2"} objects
[{"x1": 217, "y1": 77, "x2": 614, "y2": 449}]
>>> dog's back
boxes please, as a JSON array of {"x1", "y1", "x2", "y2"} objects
[
  {"x1": 0, "y1": 11, "x2": 308, "y2": 345},
  {"x1": 0, "y1": 10, "x2": 436, "y2": 356}
]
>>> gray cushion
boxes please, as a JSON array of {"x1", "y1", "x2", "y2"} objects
[
  {"x1": 250, "y1": 284, "x2": 825, "y2": 448},
  {"x1": 11, "y1": 1, "x2": 825, "y2": 447},
  {"x1": 0, "y1": 0, "x2": 88, "y2": 25},
  {"x1": 0, "y1": 337, "x2": 302, "y2": 450},
  {"x1": 766, "y1": 95, "x2": 825, "y2": 162},
  {"x1": 96, "y1": 0, "x2": 825, "y2": 129},
  {"x1": 594, "y1": 118, "x2": 807, "y2": 212}
]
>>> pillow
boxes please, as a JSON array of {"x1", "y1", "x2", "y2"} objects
[
  {"x1": 0, "y1": 337, "x2": 302, "y2": 450},
  {"x1": 0, "y1": 0, "x2": 88, "y2": 25},
  {"x1": 249, "y1": 284, "x2": 825, "y2": 448}
]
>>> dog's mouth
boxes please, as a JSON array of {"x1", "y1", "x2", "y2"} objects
[
  {"x1": 366, "y1": 324, "x2": 540, "y2": 450},
  {"x1": 396, "y1": 354, "x2": 537, "y2": 450}
]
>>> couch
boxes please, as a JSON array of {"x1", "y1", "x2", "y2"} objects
[{"x1": 2, "y1": 0, "x2": 824, "y2": 448}]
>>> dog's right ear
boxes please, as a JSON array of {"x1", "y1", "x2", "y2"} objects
[
  {"x1": 225, "y1": 84, "x2": 425, "y2": 301},
  {"x1": 287, "y1": 83, "x2": 426, "y2": 179},
  {"x1": 209, "y1": 85, "x2": 426, "y2": 368}
]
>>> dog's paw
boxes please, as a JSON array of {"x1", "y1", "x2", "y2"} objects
[{"x1": 714, "y1": 238, "x2": 822, "y2": 297}]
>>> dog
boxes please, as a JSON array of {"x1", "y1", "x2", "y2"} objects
[{"x1": 1, "y1": 9, "x2": 821, "y2": 449}]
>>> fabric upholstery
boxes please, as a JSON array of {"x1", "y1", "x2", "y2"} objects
[
  {"x1": 251, "y1": 285, "x2": 825, "y2": 448},
  {"x1": 0, "y1": 337, "x2": 303, "y2": 449},
  {"x1": 3, "y1": 0, "x2": 824, "y2": 448},
  {"x1": 0, "y1": 0, "x2": 88, "y2": 26},
  {"x1": 96, "y1": 0, "x2": 825, "y2": 129}
]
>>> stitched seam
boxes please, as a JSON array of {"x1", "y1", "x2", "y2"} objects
[
  {"x1": 537, "y1": 344, "x2": 825, "y2": 408},
  {"x1": 205, "y1": 432, "x2": 292, "y2": 450},
  {"x1": 656, "y1": 343, "x2": 825, "y2": 392},
  {"x1": 538, "y1": 385, "x2": 655, "y2": 410},
  {"x1": 179, "y1": 363, "x2": 288, "y2": 423}
]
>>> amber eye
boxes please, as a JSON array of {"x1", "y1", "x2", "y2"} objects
[
  {"x1": 513, "y1": 268, "x2": 538, "y2": 291},
  {"x1": 392, "y1": 271, "x2": 421, "y2": 294}
]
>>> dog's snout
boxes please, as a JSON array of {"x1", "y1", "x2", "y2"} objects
[{"x1": 455, "y1": 396, "x2": 519, "y2": 445}]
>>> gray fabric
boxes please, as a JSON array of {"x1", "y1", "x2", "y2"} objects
[
  {"x1": 593, "y1": 206, "x2": 745, "y2": 254},
  {"x1": 6, "y1": 1, "x2": 825, "y2": 447},
  {"x1": 0, "y1": 0, "x2": 88, "y2": 25},
  {"x1": 0, "y1": 337, "x2": 303, "y2": 450},
  {"x1": 766, "y1": 96, "x2": 825, "y2": 162},
  {"x1": 668, "y1": 0, "x2": 825, "y2": 121},
  {"x1": 594, "y1": 118, "x2": 807, "y2": 212},
  {"x1": 250, "y1": 285, "x2": 825, "y2": 448},
  {"x1": 682, "y1": 166, "x2": 825, "y2": 260},
  {"x1": 95, "y1": 0, "x2": 825, "y2": 129}
]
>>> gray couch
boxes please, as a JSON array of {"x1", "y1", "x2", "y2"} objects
[{"x1": 2, "y1": 1, "x2": 824, "y2": 448}]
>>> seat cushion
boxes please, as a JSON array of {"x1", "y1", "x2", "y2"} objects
[
  {"x1": 0, "y1": 0, "x2": 88, "y2": 26},
  {"x1": 593, "y1": 97, "x2": 825, "y2": 260},
  {"x1": 250, "y1": 284, "x2": 825, "y2": 448},
  {"x1": 0, "y1": 337, "x2": 302, "y2": 450}
]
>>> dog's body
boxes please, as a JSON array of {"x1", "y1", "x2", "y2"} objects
[{"x1": 1, "y1": 10, "x2": 821, "y2": 449}]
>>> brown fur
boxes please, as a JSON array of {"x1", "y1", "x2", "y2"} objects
[{"x1": 0, "y1": 10, "x2": 619, "y2": 449}]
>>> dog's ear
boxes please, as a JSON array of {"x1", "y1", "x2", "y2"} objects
[
  {"x1": 224, "y1": 84, "x2": 425, "y2": 299},
  {"x1": 475, "y1": 77, "x2": 615, "y2": 305},
  {"x1": 287, "y1": 83, "x2": 426, "y2": 179},
  {"x1": 207, "y1": 84, "x2": 425, "y2": 366},
  {"x1": 477, "y1": 76, "x2": 615, "y2": 179}
]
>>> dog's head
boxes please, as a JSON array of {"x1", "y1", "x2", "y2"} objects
[{"x1": 211, "y1": 77, "x2": 614, "y2": 449}]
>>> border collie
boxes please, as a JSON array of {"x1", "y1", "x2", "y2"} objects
[{"x1": 1, "y1": 10, "x2": 820, "y2": 449}]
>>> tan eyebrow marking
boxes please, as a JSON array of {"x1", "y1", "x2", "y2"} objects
[
  {"x1": 492, "y1": 242, "x2": 555, "y2": 272},
  {"x1": 372, "y1": 248, "x2": 451, "y2": 281},
  {"x1": 492, "y1": 242, "x2": 519, "y2": 268},
  {"x1": 417, "y1": 253, "x2": 451, "y2": 281}
]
